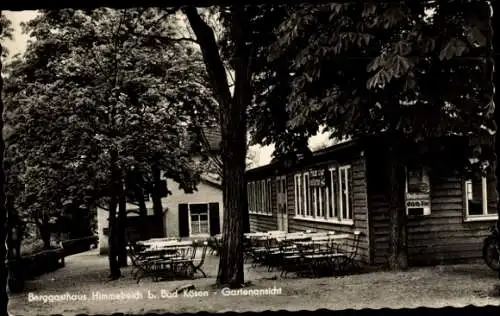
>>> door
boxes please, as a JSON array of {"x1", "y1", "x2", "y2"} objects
[{"x1": 276, "y1": 176, "x2": 288, "y2": 232}]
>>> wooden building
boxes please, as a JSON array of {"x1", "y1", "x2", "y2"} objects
[{"x1": 246, "y1": 138, "x2": 498, "y2": 266}]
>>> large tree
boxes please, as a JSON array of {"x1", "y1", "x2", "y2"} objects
[
  {"x1": 0, "y1": 10, "x2": 15, "y2": 312},
  {"x1": 252, "y1": 1, "x2": 494, "y2": 270},
  {"x1": 178, "y1": 5, "x2": 294, "y2": 286},
  {"x1": 3, "y1": 7, "x2": 215, "y2": 279}
]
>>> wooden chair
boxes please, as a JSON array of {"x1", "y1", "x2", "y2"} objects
[
  {"x1": 331, "y1": 231, "x2": 362, "y2": 275},
  {"x1": 190, "y1": 241, "x2": 209, "y2": 278},
  {"x1": 129, "y1": 247, "x2": 160, "y2": 283}
]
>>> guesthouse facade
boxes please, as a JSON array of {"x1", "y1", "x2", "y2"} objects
[
  {"x1": 98, "y1": 124, "x2": 224, "y2": 254},
  {"x1": 246, "y1": 137, "x2": 498, "y2": 266},
  {"x1": 97, "y1": 175, "x2": 223, "y2": 254}
]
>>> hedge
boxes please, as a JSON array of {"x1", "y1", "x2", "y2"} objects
[{"x1": 61, "y1": 235, "x2": 98, "y2": 256}]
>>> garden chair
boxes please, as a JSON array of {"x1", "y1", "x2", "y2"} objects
[
  {"x1": 249, "y1": 237, "x2": 269, "y2": 268},
  {"x1": 331, "y1": 230, "x2": 362, "y2": 275},
  {"x1": 128, "y1": 242, "x2": 160, "y2": 281},
  {"x1": 263, "y1": 237, "x2": 283, "y2": 272},
  {"x1": 189, "y1": 240, "x2": 209, "y2": 278}
]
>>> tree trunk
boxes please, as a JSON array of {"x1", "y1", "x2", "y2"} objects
[
  {"x1": 0, "y1": 15, "x2": 9, "y2": 314},
  {"x1": 38, "y1": 219, "x2": 52, "y2": 250},
  {"x1": 387, "y1": 147, "x2": 409, "y2": 270},
  {"x1": 6, "y1": 196, "x2": 22, "y2": 293},
  {"x1": 117, "y1": 181, "x2": 127, "y2": 267},
  {"x1": 133, "y1": 183, "x2": 148, "y2": 240},
  {"x1": 151, "y1": 163, "x2": 165, "y2": 236},
  {"x1": 107, "y1": 149, "x2": 121, "y2": 280},
  {"x1": 184, "y1": 5, "x2": 251, "y2": 287}
]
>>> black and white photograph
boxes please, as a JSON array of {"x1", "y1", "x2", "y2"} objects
[{"x1": 0, "y1": 1, "x2": 499, "y2": 315}]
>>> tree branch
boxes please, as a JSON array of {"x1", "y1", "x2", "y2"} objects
[
  {"x1": 131, "y1": 32, "x2": 199, "y2": 45},
  {"x1": 182, "y1": 6, "x2": 232, "y2": 126}
]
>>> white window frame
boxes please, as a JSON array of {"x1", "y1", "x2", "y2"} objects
[
  {"x1": 188, "y1": 204, "x2": 210, "y2": 237},
  {"x1": 294, "y1": 174, "x2": 302, "y2": 216},
  {"x1": 247, "y1": 183, "x2": 253, "y2": 214},
  {"x1": 303, "y1": 172, "x2": 312, "y2": 217},
  {"x1": 293, "y1": 165, "x2": 353, "y2": 226},
  {"x1": 338, "y1": 165, "x2": 353, "y2": 223},
  {"x1": 248, "y1": 179, "x2": 272, "y2": 216},
  {"x1": 328, "y1": 167, "x2": 337, "y2": 220},
  {"x1": 464, "y1": 176, "x2": 498, "y2": 222},
  {"x1": 266, "y1": 178, "x2": 272, "y2": 215}
]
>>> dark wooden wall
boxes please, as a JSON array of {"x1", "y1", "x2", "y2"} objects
[
  {"x1": 247, "y1": 146, "x2": 371, "y2": 264},
  {"x1": 249, "y1": 178, "x2": 278, "y2": 232},
  {"x1": 367, "y1": 150, "x2": 494, "y2": 266},
  {"x1": 285, "y1": 157, "x2": 370, "y2": 263}
]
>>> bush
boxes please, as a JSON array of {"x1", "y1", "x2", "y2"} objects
[
  {"x1": 61, "y1": 235, "x2": 98, "y2": 256},
  {"x1": 20, "y1": 248, "x2": 65, "y2": 280},
  {"x1": 20, "y1": 239, "x2": 45, "y2": 256}
]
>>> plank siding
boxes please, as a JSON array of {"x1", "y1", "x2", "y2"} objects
[
  {"x1": 369, "y1": 170, "x2": 494, "y2": 266},
  {"x1": 286, "y1": 157, "x2": 371, "y2": 264},
  {"x1": 249, "y1": 177, "x2": 278, "y2": 232}
]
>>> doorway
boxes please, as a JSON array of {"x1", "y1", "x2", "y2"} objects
[{"x1": 276, "y1": 175, "x2": 288, "y2": 232}]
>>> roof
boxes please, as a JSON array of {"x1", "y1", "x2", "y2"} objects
[
  {"x1": 185, "y1": 125, "x2": 221, "y2": 153},
  {"x1": 246, "y1": 138, "x2": 361, "y2": 176},
  {"x1": 200, "y1": 173, "x2": 222, "y2": 189}
]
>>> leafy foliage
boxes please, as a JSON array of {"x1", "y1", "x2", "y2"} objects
[
  {"x1": 252, "y1": 1, "x2": 493, "y2": 174},
  {"x1": 0, "y1": 13, "x2": 14, "y2": 58},
  {"x1": 3, "y1": 8, "x2": 218, "y2": 233}
]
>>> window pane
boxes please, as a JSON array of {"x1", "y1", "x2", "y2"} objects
[
  {"x1": 347, "y1": 166, "x2": 353, "y2": 220},
  {"x1": 304, "y1": 174, "x2": 310, "y2": 216},
  {"x1": 191, "y1": 204, "x2": 208, "y2": 214},
  {"x1": 247, "y1": 183, "x2": 251, "y2": 213},
  {"x1": 199, "y1": 220, "x2": 209, "y2": 234},
  {"x1": 330, "y1": 169, "x2": 336, "y2": 218},
  {"x1": 309, "y1": 187, "x2": 318, "y2": 216},
  {"x1": 321, "y1": 186, "x2": 326, "y2": 218},
  {"x1": 308, "y1": 176, "x2": 313, "y2": 216},
  {"x1": 341, "y1": 169, "x2": 348, "y2": 219},
  {"x1": 467, "y1": 178, "x2": 483, "y2": 215},
  {"x1": 295, "y1": 176, "x2": 298, "y2": 215},
  {"x1": 269, "y1": 180, "x2": 273, "y2": 214}
]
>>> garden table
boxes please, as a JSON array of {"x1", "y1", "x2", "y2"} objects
[{"x1": 135, "y1": 240, "x2": 208, "y2": 283}]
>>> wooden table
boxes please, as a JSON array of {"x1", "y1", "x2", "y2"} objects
[
  {"x1": 139, "y1": 240, "x2": 193, "y2": 248},
  {"x1": 294, "y1": 233, "x2": 349, "y2": 246},
  {"x1": 275, "y1": 234, "x2": 311, "y2": 242}
]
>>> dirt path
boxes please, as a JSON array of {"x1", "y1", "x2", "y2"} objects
[{"x1": 8, "y1": 250, "x2": 500, "y2": 315}]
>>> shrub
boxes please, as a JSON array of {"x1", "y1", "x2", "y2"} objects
[
  {"x1": 61, "y1": 236, "x2": 98, "y2": 256},
  {"x1": 20, "y1": 239, "x2": 45, "y2": 256}
]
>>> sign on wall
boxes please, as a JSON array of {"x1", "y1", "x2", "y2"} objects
[
  {"x1": 309, "y1": 169, "x2": 326, "y2": 187},
  {"x1": 405, "y1": 167, "x2": 431, "y2": 216}
]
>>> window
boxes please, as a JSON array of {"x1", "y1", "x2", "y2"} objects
[
  {"x1": 338, "y1": 165, "x2": 353, "y2": 221},
  {"x1": 294, "y1": 165, "x2": 353, "y2": 224},
  {"x1": 405, "y1": 166, "x2": 431, "y2": 216},
  {"x1": 190, "y1": 204, "x2": 209, "y2": 235},
  {"x1": 247, "y1": 183, "x2": 252, "y2": 213},
  {"x1": 266, "y1": 178, "x2": 273, "y2": 214},
  {"x1": 464, "y1": 174, "x2": 498, "y2": 220},
  {"x1": 304, "y1": 172, "x2": 311, "y2": 216},
  {"x1": 294, "y1": 174, "x2": 304, "y2": 216},
  {"x1": 247, "y1": 179, "x2": 272, "y2": 215},
  {"x1": 328, "y1": 167, "x2": 338, "y2": 219}
]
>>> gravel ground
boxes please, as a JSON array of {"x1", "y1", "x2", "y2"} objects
[{"x1": 8, "y1": 249, "x2": 500, "y2": 315}]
